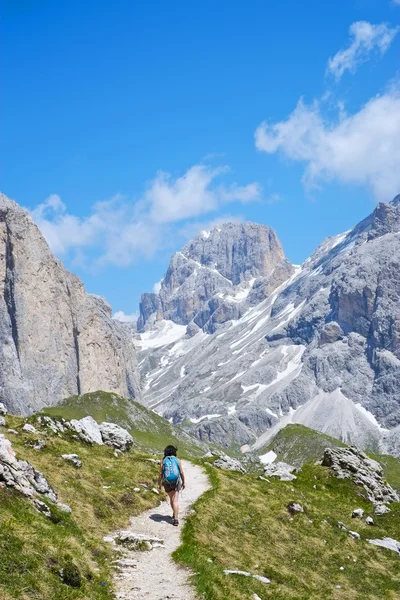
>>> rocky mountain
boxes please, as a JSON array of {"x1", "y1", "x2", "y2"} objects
[
  {"x1": 0, "y1": 194, "x2": 140, "y2": 415},
  {"x1": 137, "y1": 222, "x2": 294, "y2": 334},
  {"x1": 137, "y1": 195, "x2": 400, "y2": 457}
]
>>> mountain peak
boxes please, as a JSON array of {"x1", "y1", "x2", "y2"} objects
[{"x1": 138, "y1": 221, "x2": 293, "y2": 332}]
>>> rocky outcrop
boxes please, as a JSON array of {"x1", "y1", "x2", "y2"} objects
[
  {"x1": 0, "y1": 433, "x2": 70, "y2": 512},
  {"x1": 213, "y1": 456, "x2": 246, "y2": 473},
  {"x1": 138, "y1": 222, "x2": 293, "y2": 332},
  {"x1": 0, "y1": 194, "x2": 141, "y2": 415},
  {"x1": 322, "y1": 447, "x2": 399, "y2": 505}
]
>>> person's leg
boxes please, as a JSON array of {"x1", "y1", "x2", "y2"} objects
[
  {"x1": 171, "y1": 490, "x2": 179, "y2": 520},
  {"x1": 167, "y1": 490, "x2": 175, "y2": 514}
]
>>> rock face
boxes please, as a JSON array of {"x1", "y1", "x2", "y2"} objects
[
  {"x1": 322, "y1": 447, "x2": 399, "y2": 505},
  {"x1": 0, "y1": 194, "x2": 141, "y2": 415},
  {"x1": 137, "y1": 195, "x2": 400, "y2": 455},
  {"x1": 138, "y1": 222, "x2": 293, "y2": 333}
]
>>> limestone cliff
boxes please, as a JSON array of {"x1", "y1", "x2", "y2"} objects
[{"x1": 0, "y1": 194, "x2": 140, "y2": 415}]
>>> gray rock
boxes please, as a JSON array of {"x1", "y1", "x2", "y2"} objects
[
  {"x1": 0, "y1": 403, "x2": 7, "y2": 416},
  {"x1": 287, "y1": 502, "x2": 304, "y2": 514},
  {"x1": 374, "y1": 504, "x2": 391, "y2": 516},
  {"x1": 99, "y1": 422, "x2": 133, "y2": 451},
  {"x1": 263, "y1": 462, "x2": 297, "y2": 481},
  {"x1": 22, "y1": 423, "x2": 39, "y2": 435},
  {"x1": 365, "y1": 516, "x2": 374, "y2": 525},
  {"x1": 0, "y1": 193, "x2": 141, "y2": 416},
  {"x1": 352, "y1": 508, "x2": 364, "y2": 518},
  {"x1": 367, "y1": 537, "x2": 400, "y2": 555},
  {"x1": 70, "y1": 416, "x2": 103, "y2": 445},
  {"x1": 0, "y1": 434, "x2": 65, "y2": 509},
  {"x1": 322, "y1": 447, "x2": 399, "y2": 505},
  {"x1": 0, "y1": 416, "x2": 5, "y2": 427},
  {"x1": 7, "y1": 429, "x2": 18, "y2": 435},
  {"x1": 348, "y1": 530, "x2": 361, "y2": 541},
  {"x1": 110, "y1": 531, "x2": 164, "y2": 551},
  {"x1": 61, "y1": 454, "x2": 82, "y2": 468},
  {"x1": 223, "y1": 570, "x2": 270, "y2": 585},
  {"x1": 213, "y1": 456, "x2": 246, "y2": 473}
]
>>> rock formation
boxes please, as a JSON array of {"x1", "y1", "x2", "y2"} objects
[
  {"x1": 137, "y1": 195, "x2": 400, "y2": 456},
  {"x1": 137, "y1": 222, "x2": 293, "y2": 333},
  {"x1": 0, "y1": 194, "x2": 140, "y2": 415}
]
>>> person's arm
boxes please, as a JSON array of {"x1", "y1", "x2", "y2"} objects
[
  {"x1": 158, "y1": 460, "x2": 163, "y2": 490},
  {"x1": 179, "y1": 460, "x2": 185, "y2": 489}
]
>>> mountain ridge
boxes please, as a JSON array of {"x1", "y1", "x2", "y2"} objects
[{"x1": 137, "y1": 194, "x2": 400, "y2": 457}]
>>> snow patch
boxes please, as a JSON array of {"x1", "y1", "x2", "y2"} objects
[
  {"x1": 190, "y1": 414, "x2": 221, "y2": 424},
  {"x1": 259, "y1": 450, "x2": 277, "y2": 465}
]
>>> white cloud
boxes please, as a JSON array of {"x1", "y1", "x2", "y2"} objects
[
  {"x1": 326, "y1": 21, "x2": 399, "y2": 81},
  {"x1": 30, "y1": 163, "x2": 262, "y2": 268},
  {"x1": 255, "y1": 86, "x2": 400, "y2": 200},
  {"x1": 152, "y1": 280, "x2": 162, "y2": 294},
  {"x1": 146, "y1": 165, "x2": 260, "y2": 224},
  {"x1": 113, "y1": 310, "x2": 140, "y2": 323}
]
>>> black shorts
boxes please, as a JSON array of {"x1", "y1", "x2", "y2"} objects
[{"x1": 163, "y1": 479, "x2": 181, "y2": 493}]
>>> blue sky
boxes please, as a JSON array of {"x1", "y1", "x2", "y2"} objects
[{"x1": 2, "y1": 0, "x2": 400, "y2": 320}]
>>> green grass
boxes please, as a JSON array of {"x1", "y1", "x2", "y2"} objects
[
  {"x1": 0, "y1": 413, "x2": 164, "y2": 599},
  {"x1": 175, "y1": 460, "x2": 400, "y2": 600},
  {"x1": 257, "y1": 424, "x2": 346, "y2": 467},
  {"x1": 43, "y1": 391, "x2": 207, "y2": 458}
]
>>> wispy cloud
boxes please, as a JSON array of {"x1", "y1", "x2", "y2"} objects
[
  {"x1": 255, "y1": 85, "x2": 400, "y2": 200},
  {"x1": 326, "y1": 21, "x2": 399, "y2": 81},
  {"x1": 30, "y1": 163, "x2": 263, "y2": 268},
  {"x1": 113, "y1": 310, "x2": 140, "y2": 323}
]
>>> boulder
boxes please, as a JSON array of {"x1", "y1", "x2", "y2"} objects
[
  {"x1": 374, "y1": 504, "x2": 391, "y2": 516},
  {"x1": 69, "y1": 416, "x2": 103, "y2": 445},
  {"x1": 352, "y1": 508, "x2": 364, "y2": 518},
  {"x1": 263, "y1": 462, "x2": 297, "y2": 481},
  {"x1": 99, "y1": 422, "x2": 133, "y2": 451},
  {"x1": 0, "y1": 403, "x2": 7, "y2": 416},
  {"x1": 213, "y1": 456, "x2": 246, "y2": 473},
  {"x1": 322, "y1": 447, "x2": 399, "y2": 505},
  {"x1": 61, "y1": 454, "x2": 82, "y2": 468},
  {"x1": 365, "y1": 516, "x2": 374, "y2": 525},
  {"x1": 108, "y1": 531, "x2": 164, "y2": 551},
  {"x1": 287, "y1": 502, "x2": 304, "y2": 514},
  {"x1": 22, "y1": 423, "x2": 39, "y2": 435}
]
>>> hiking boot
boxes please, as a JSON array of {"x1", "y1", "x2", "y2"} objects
[{"x1": 172, "y1": 519, "x2": 179, "y2": 526}]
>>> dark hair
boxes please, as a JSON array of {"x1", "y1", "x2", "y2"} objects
[{"x1": 164, "y1": 445, "x2": 177, "y2": 457}]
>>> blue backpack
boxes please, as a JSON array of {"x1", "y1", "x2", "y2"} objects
[{"x1": 162, "y1": 456, "x2": 180, "y2": 483}]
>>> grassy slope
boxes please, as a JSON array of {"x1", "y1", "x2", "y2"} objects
[
  {"x1": 43, "y1": 391, "x2": 206, "y2": 458},
  {"x1": 0, "y1": 397, "x2": 204, "y2": 600},
  {"x1": 176, "y1": 462, "x2": 400, "y2": 600},
  {"x1": 175, "y1": 426, "x2": 400, "y2": 600},
  {"x1": 257, "y1": 424, "x2": 346, "y2": 467}
]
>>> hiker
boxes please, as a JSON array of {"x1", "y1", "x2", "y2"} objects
[{"x1": 158, "y1": 445, "x2": 185, "y2": 526}]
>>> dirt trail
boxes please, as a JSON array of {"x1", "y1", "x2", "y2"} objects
[{"x1": 113, "y1": 460, "x2": 210, "y2": 599}]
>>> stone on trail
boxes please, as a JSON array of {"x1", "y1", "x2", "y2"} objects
[
  {"x1": 100, "y1": 422, "x2": 134, "y2": 451},
  {"x1": 113, "y1": 531, "x2": 165, "y2": 551}
]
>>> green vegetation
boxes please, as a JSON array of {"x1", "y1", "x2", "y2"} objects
[
  {"x1": 43, "y1": 391, "x2": 206, "y2": 458},
  {"x1": 257, "y1": 424, "x2": 346, "y2": 467},
  {"x1": 0, "y1": 398, "x2": 201, "y2": 600},
  {"x1": 175, "y1": 457, "x2": 400, "y2": 600}
]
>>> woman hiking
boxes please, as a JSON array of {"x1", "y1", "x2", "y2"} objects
[{"x1": 158, "y1": 445, "x2": 185, "y2": 526}]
